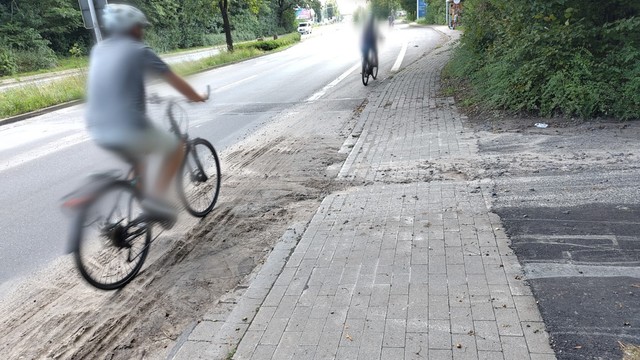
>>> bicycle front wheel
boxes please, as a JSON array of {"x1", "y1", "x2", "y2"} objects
[
  {"x1": 72, "y1": 182, "x2": 151, "y2": 290},
  {"x1": 370, "y1": 51, "x2": 378, "y2": 80},
  {"x1": 178, "y1": 138, "x2": 221, "y2": 217},
  {"x1": 362, "y1": 60, "x2": 370, "y2": 86}
]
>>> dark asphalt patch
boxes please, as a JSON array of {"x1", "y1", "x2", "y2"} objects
[
  {"x1": 501, "y1": 204, "x2": 640, "y2": 265},
  {"x1": 529, "y1": 277, "x2": 640, "y2": 360},
  {"x1": 496, "y1": 205, "x2": 640, "y2": 359}
]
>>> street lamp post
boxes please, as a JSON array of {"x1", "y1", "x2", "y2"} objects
[
  {"x1": 79, "y1": 0, "x2": 106, "y2": 42},
  {"x1": 87, "y1": 0, "x2": 102, "y2": 41},
  {"x1": 446, "y1": 0, "x2": 451, "y2": 29}
]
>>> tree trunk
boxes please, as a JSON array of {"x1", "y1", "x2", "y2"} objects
[{"x1": 218, "y1": 0, "x2": 233, "y2": 52}]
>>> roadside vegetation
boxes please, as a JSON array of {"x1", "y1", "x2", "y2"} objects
[
  {"x1": 423, "y1": 0, "x2": 446, "y2": 24},
  {"x1": 0, "y1": 76, "x2": 85, "y2": 118},
  {"x1": 0, "y1": 58, "x2": 89, "y2": 81},
  {"x1": 0, "y1": 33, "x2": 301, "y2": 119},
  {"x1": 444, "y1": 1, "x2": 640, "y2": 120},
  {"x1": 0, "y1": 0, "x2": 320, "y2": 77}
]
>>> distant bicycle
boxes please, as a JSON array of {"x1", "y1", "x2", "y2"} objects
[
  {"x1": 362, "y1": 48, "x2": 378, "y2": 86},
  {"x1": 62, "y1": 87, "x2": 221, "y2": 290}
]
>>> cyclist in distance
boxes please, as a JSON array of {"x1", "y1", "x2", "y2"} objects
[
  {"x1": 85, "y1": 4, "x2": 208, "y2": 226},
  {"x1": 362, "y1": 14, "x2": 378, "y2": 67}
]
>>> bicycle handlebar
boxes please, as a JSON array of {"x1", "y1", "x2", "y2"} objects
[{"x1": 148, "y1": 85, "x2": 211, "y2": 105}]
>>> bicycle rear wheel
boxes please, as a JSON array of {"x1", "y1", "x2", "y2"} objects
[
  {"x1": 71, "y1": 182, "x2": 150, "y2": 290},
  {"x1": 178, "y1": 138, "x2": 221, "y2": 217}
]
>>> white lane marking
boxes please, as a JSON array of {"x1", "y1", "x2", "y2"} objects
[
  {"x1": 214, "y1": 74, "x2": 259, "y2": 93},
  {"x1": 1, "y1": 132, "x2": 89, "y2": 173},
  {"x1": 0, "y1": 126, "x2": 77, "y2": 152},
  {"x1": 306, "y1": 62, "x2": 360, "y2": 102},
  {"x1": 391, "y1": 40, "x2": 408, "y2": 72},
  {"x1": 524, "y1": 262, "x2": 640, "y2": 279}
]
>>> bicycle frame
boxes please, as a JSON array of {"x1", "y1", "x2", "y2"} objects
[
  {"x1": 163, "y1": 99, "x2": 211, "y2": 185},
  {"x1": 166, "y1": 101, "x2": 187, "y2": 139}
]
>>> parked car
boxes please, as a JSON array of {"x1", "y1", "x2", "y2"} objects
[{"x1": 297, "y1": 22, "x2": 312, "y2": 35}]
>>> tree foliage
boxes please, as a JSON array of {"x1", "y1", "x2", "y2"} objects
[
  {"x1": 325, "y1": 0, "x2": 339, "y2": 19},
  {"x1": 448, "y1": 0, "x2": 640, "y2": 119},
  {"x1": 424, "y1": 0, "x2": 445, "y2": 24},
  {"x1": 0, "y1": 0, "x2": 86, "y2": 74},
  {"x1": 369, "y1": 0, "x2": 397, "y2": 19},
  {"x1": 398, "y1": 0, "x2": 415, "y2": 20}
]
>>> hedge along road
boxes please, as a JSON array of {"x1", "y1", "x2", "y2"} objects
[{"x1": 0, "y1": 23, "x2": 443, "y2": 291}]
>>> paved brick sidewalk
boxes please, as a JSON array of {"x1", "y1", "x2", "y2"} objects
[{"x1": 173, "y1": 28, "x2": 555, "y2": 360}]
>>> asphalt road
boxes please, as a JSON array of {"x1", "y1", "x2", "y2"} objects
[
  {"x1": 481, "y1": 128, "x2": 640, "y2": 359},
  {"x1": 0, "y1": 23, "x2": 444, "y2": 289}
]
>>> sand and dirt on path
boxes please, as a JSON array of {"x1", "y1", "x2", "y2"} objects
[{"x1": 0, "y1": 98, "x2": 362, "y2": 360}]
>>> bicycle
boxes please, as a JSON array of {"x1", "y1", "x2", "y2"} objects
[
  {"x1": 362, "y1": 47, "x2": 378, "y2": 86},
  {"x1": 62, "y1": 87, "x2": 221, "y2": 290}
]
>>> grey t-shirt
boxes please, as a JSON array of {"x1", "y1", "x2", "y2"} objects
[{"x1": 86, "y1": 36, "x2": 169, "y2": 143}]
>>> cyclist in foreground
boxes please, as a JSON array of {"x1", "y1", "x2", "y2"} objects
[{"x1": 86, "y1": 4, "x2": 208, "y2": 227}]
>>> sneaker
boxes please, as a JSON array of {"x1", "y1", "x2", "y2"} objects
[{"x1": 141, "y1": 197, "x2": 177, "y2": 229}]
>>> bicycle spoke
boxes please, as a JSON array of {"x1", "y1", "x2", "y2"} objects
[
  {"x1": 74, "y1": 183, "x2": 150, "y2": 289},
  {"x1": 179, "y1": 140, "x2": 220, "y2": 216}
]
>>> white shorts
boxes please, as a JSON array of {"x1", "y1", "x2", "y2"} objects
[{"x1": 93, "y1": 125, "x2": 178, "y2": 164}]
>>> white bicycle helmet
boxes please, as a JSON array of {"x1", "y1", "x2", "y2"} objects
[{"x1": 102, "y1": 4, "x2": 150, "y2": 33}]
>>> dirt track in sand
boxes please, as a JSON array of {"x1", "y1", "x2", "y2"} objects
[{"x1": 0, "y1": 99, "x2": 361, "y2": 360}]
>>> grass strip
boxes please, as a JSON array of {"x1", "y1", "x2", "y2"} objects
[
  {"x1": 0, "y1": 75, "x2": 85, "y2": 118},
  {"x1": 0, "y1": 33, "x2": 300, "y2": 119},
  {"x1": 172, "y1": 47, "x2": 263, "y2": 76},
  {"x1": 0, "y1": 57, "x2": 90, "y2": 82}
]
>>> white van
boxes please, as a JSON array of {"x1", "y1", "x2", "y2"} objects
[{"x1": 297, "y1": 22, "x2": 312, "y2": 35}]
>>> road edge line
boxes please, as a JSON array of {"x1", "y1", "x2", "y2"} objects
[
  {"x1": 306, "y1": 62, "x2": 360, "y2": 102},
  {"x1": 391, "y1": 40, "x2": 408, "y2": 72},
  {"x1": 0, "y1": 100, "x2": 83, "y2": 127}
]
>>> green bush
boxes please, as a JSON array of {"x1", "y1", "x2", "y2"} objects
[
  {"x1": 204, "y1": 31, "x2": 258, "y2": 47},
  {"x1": 0, "y1": 24, "x2": 58, "y2": 72},
  {"x1": 13, "y1": 47, "x2": 58, "y2": 73},
  {"x1": 447, "y1": 0, "x2": 640, "y2": 120},
  {"x1": 236, "y1": 32, "x2": 301, "y2": 52},
  {"x1": 424, "y1": 0, "x2": 446, "y2": 25},
  {"x1": 69, "y1": 42, "x2": 85, "y2": 58},
  {"x1": 0, "y1": 48, "x2": 17, "y2": 76}
]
